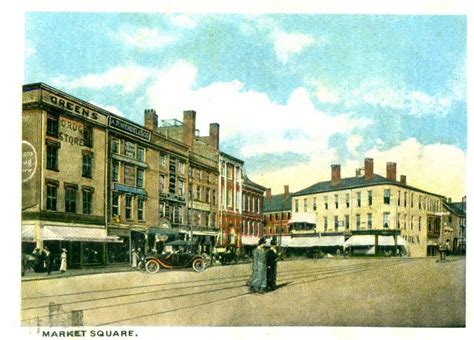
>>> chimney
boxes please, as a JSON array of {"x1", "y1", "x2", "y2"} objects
[
  {"x1": 364, "y1": 158, "x2": 374, "y2": 180},
  {"x1": 386, "y1": 162, "x2": 397, "y2": 181},
  {"x1": 265, "y1": 188, "x2": 272, "y2": 200},
  {"x1": 400, "y1": 175, "x2": 407, "y2": 185},
  {"x1": 331, "y1": 164, "x2": 341, "y2": 186},
  {"x1": 209, "y1": 123, "x2": 220, "y2": 150},
  {"x1": 284, "y1": 185, "x2": 289, "y2": 198},
  {"x1": 183, "y1": 110, "x2": 196, "y2": 148},
  {"x1": 144, "y1": 109, "x2": 158, "y2": 131}
]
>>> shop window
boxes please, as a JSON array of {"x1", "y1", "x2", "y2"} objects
[
  {"x1": 83, "y1": 125, "x2": 93, "y2": 147},
  {"x1": 46, "y1": 114, "x2": 59, "y2": 137},
  {"x1": 82, "y1": 153, "x2": 93, "y2": 178},
  {"x1": 65, "y1": 185, "x2": 77, "y2": 213},
  {"x1": 82, "y1": 189, "x2": 93, "y2": 215}
]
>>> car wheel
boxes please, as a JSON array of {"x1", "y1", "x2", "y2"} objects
[
  {"x1": 145, "y1": 259, "x2": 160, "y2": 274},
  {"x1": 192, "y1": 258, "x2": 205, "y2": 272}
]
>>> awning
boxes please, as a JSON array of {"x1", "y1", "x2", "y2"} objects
[
  {"x1": 344, "y1": 235, "x2": 407, "y2": 247},
  {"x1": 42, "y1": 226, "x2": 122, "y2": 243},
  {"x1": 241, "y1": 235, "x2": 260, "y2": 245},
  {"x1": 288, "y1": 213, "x2": 317, "y2": 224},
  {"x1": 22, "y1": 225, "x2": 35, "y2": 242},
  {"x1": 187, "y1": 230, "x2": 219, "y2": 236},
  {"x1": 147, "y1": 227, "x2": 179, "y2": 236},
  {"x1": 287, "y1": 237, "x2": 320, "y2": 247}
]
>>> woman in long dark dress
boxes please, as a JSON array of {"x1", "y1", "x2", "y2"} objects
[{"x1": 247, "y1": 237, "x2": 267, "y2": 293}]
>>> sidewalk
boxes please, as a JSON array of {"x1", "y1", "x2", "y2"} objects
[{"x1": 21, "y1": 264, "x2": 136, "y2": 281}]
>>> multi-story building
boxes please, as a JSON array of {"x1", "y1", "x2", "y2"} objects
[
  {"x1": 262, "y1": 185, "x2": 292, "y2": 239},
  {"x1": 442, "y1": 198, "x2": 466, "y2": 254},
  {"x1": 22, "y1": 83, "x2": 120, "y2": 268},
  {"x1": 240, "y1": 174, "x2": 266, "y2": 253},
  {"x1": 290, "y1": 158, "x2": 448, "y2": 257},
  {"x1": 218, "y1": 152, "x2": 244, "y2": 246}
]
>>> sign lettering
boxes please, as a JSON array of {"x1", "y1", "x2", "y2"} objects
[
  {"x1": 109, "y1": 116, "x2": 151, "y2": 141},
  {"x1": 22, "y1": 141, "x2": 37, "y2": 182},
  {"x1": 49, "y1": 94, "x2": 99, "y2": 120}
]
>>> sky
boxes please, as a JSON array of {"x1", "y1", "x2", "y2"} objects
[{"x1": 24, "y1": 12, "x2": 467, "y2": 201}]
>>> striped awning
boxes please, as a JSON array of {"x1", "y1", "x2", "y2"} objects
[
  {"x1": 42, "y1": 226, "x2": 122, "y2": 243},
  {"x1": 21, "y1": 225, "x2": 35, "y2": 242}
]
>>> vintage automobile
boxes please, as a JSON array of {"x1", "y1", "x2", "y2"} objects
[
  {"x1": 144, "y1": 240, "x2": 208, "y2": 273},
  {"x1": 213, "y1": 245, "x2": 238, "y2": 265}
]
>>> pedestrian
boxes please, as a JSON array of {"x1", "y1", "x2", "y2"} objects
[
  {"x1": 32, "y1": 248, "x2": 42, "y2": 272},
  {"x1": 60, "y1": 248, "x2": 67, "y2": 273},
  {"x1": 266, "y1": 239, "x2": 278, "y2": 291},
  {"x1": 247, "y1": 237, "x2": 267, "y2": 293},
  {"x1": 43, "y1": 246, "x2": 52, "y2": 275},
  {"x1": 131, "y1": 248, "x2": 138, "y2": 268}
]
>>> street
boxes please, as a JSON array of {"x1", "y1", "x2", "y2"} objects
[{"x1": 21, "y1": 257, "x2": 465, "y2": 327}]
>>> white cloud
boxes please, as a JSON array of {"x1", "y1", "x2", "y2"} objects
[
  {"x1": 144, "y1": 61, "x2": 370, "y2": 159},
  {"x1": 255, "y1": 138, "x2": 465, "y2": 201},
  {"x1": 169, "y1": 14, "x2": 197, "y2": 29},
  {"x1": 312, "y1": 80, "x2": 340, "y2": 104},
  {"x1": 272, "y1": 32, "x2": 315, "y2": 64},
  {"x1": 25, "y1": 40, "x2": 36, "y2": 58},
  {"x1": 51, "y1": 65, "x2": 154, "y2": 93},
  {"x1": 90, "y1": 101, "x2": 125, "y2": 117},
  {"x1": 113, "y1": 27, "x2": 177, "y2": 49},
  {"x1": 346, "y1": 134, "x2": 363, "y2": 155}
]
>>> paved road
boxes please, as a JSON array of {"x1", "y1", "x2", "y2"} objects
[{"x1": 21, "y1": 257, "x2": 465, "y2": 327}]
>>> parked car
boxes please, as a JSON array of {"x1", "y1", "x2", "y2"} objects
[
  {"x1": 214, "y1": 245, "x2": 238, "y2": 265},
  {"x1": 144, "y1": 240, "x2": 208, "y2": 273}
]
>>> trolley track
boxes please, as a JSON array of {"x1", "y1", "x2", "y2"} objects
[{"x1": 22, "y1": 258, "x2": 423, "y2": 325}]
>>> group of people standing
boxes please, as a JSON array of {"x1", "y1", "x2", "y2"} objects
[
  {"x1": 22, "y1": 247, "x2": 68, "y2": 276},
  {"x1": 247, "y1": 237, "x2": 279, "y2": 293}
]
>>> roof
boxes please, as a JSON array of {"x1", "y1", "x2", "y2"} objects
[
  {"x1": 263, "y1": 193, "x2": 292, "y2": 212},
  {"x1": 444, "y1": 202, "x2": 466, "y2": 217},
  {"x1": 242, "y1": 174, "x2": 266, "y2": 192},
  {"x1": 293, "y1": 173, "x2": 445, "y2": 198}
]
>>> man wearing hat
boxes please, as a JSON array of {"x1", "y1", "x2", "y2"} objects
[
  {"x1": 60, "y1": 248, "x2": 68, "y2": 273},
  {"x1": 266, "y1": 238, "x2": 278, "y2": 291}
]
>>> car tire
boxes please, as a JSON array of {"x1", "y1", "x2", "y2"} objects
[
  {"x1": 192, "y1": 258, "x2": 205, "y2": 272},
  {"x1": 145, "y1": 259, "x2": 160, "y2": 274}
]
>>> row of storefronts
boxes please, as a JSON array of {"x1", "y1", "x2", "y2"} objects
[{"x1": 21, "y1": 83, "x2": 265, "y2": 269}]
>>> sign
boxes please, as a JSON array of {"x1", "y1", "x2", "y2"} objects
[
  {"x1": 22, "y1": 141, "x2": 37, "y2": 182},
  {"x1": 58, "y1": 117, "x2": 85, "y2": 146},
  {"x1": 46, "y1": 93, "x2": 100, "y2": 121},
  {"x1": 109, "y1": 116, "x2": 151, "y2": 141}
]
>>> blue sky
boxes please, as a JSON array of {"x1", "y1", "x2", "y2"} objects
[{"x1": 24, "y1": 13, "x2": 467, "y2": 200}]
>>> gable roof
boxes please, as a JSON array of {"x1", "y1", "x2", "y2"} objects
[
  {"x1": 444, "y1": 202, "x2": 466, "y2": 217},
  {"x1": 293, "y1": 173, "x2": 445, "y2": 198}
]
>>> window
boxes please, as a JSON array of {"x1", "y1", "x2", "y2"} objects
[
  {"x1": 111, "y1": 139, "x2": 120, "y2": 154},
  {"x1": 83, "y1": 125, "x2": 93, "y2": 147},
  {"x1": 345, "y1": 215, "x2": 350, "y2": 230},
  {"x1": 82, "y1": 153, "x2": 93, "y2": 178},
  {"x1": 383, "y1": 213, "x2": 390, "y2": 228},
  {"x1": 304, "y1": 198, "x2": 308, "y2": 212},
  {"x1": 404, "y1": 192, "x2": 407, "y2": 207},
  {"x1": 367, "y1": 213, "x2": 372, "y2": 229},
  {"x1": 411, "y1": 193, "x2": 414, "y2": 208},
  {"x1": 82, "y1": 189, "x2": 93, "y2": 215},
  {"x1": 137, "y1": 198, "x2": 144, "y2": 221},
  {"x1": 212, "y1": 190, "x2": 216, "y2": 205},
  {"x1": 384, "y1": 189, "x2": 391, "y2": 204},
  {"x1": 335, "y1": 194, "x2": 339, "y2": 209},
  {"x1": 46, "y1": 142, "x2": 59, "y2": 171},
  {"x1": 125, "y1": 196, "x2": 132, "y2": 220},
  {"x1": 178, "y1": 180, "x2": 184, "y2": 196},
  {"x1": 356, "y1": 214, "x2": 361, "y2": 230},
  {"x1": 397, "y1": 213, "x2": 401, "y2": 229},
  {"x1": 160, "y1": 154, "x2": 166, "y2": 167},
  {"x1": 410, "y1": 216, "x2": 414, "y2": 230},
  {"x1": 46, "y1": 183, "x2": 57, "y2": 211},
  {"x1": 398, "y1": 190, "x2": 401, "y2": 206},
  {"x1": 357, "y1": 192, "x2": 361, "y2": 207},
  {"x1": 46, "y1": 114, "x2": 59, "y2": 137},
  {"x1": 312, "y1": 197, "x2": 317, "y2": 211},
  {"x1": 346, "y1": 193, "x2": 350, "y2": 208},
  {"x1": 205, "y1": 188, "x2": 210, "y2": 203},
  {"x1": 295, "y1": 199, "x2": 299, "y2": 213},
  {"x1": 137, "y1": 147, "x2": 145, "y2": 162},
  {"x1": 324, "y1": 196, "x2": 328, "y2": 210},
  {"x1": 178, "y1": 161, "x2": 185, "y2": 175},
  {"x1": 65, "y1": 186, "x2": 77, "y2": 213},
  {"x1": 418, "y1": 195, "x2": 422, "y2": 209},
  {"x1": 418, "y1": 216, "x2": 422, "y2": 231},
  {"x1": 324, "y1": 217, "x2": 328, "y2": 231},
  {"x1": 404, "y1": 214, "x2": 407, "y2": 229},
  {"x1": 197, "y1": 186, "x2": 202, "y2": 201},
  {"x1": 124, "y1": 141, "x2": 135, "y2": 158},
  {"x1": 112, "y1": 193, "x2": 119, "y2": 217},
  {"x1": 136, "y1": 168, "x2": 144, "y2": 188},
  {"x1": 159, "y1": 175, "x2": 166, "y2": 192},
  {"x1": 368, "y1": 191, "x2": 373, "y2": 206},
  {"x1": 112, "y1": 160, "x2": 119, "y2": 182},
  {"x1": 334, "y1": 216, "x2": 339, "y2": 231}
]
